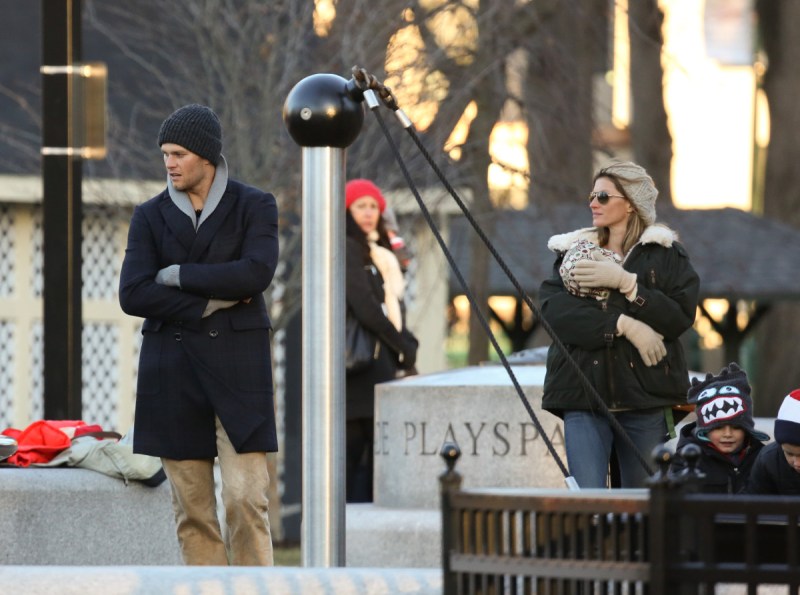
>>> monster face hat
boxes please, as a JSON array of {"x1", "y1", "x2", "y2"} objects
[{"x1": 687, "y1": 362, "x2": 770, "y2": 442}]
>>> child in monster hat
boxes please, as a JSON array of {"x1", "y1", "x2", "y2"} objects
[{"x1": 670, "y1": 362, "x2": 769, "y2": 493}]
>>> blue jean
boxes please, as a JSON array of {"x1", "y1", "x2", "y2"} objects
[{"x1": 564, "y1": 408, "x2": 667, "y2": 489}]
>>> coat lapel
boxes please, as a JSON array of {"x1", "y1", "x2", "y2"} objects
[
  {"x1": 187, "y1": 187, "x2": 237, "y2": 262},
  {"x1": 158, "y1": 195, "x2": 197, "y2": 254}
]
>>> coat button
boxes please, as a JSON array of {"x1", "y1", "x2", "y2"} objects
[
  {"x1": 174, "y1": 333, "x2": 182, "y2": 341},
  {"x1": 209, "y1": 329, "x2": 219, "y2": 338}
]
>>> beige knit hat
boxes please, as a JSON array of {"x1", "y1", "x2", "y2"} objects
[{"x1": 596, "y1": 161, "x2": 658, "y2": 225}]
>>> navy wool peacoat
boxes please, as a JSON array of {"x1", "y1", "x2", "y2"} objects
[{"x1": 119, "y1": 179, "x2": 279, "y2": 460}]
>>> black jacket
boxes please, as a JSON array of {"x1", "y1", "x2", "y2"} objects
[
  {"x1": 670, "y1": 423, "x2": 765, "y2": 494},
  {"x1": 345, "y1": 235, "x2": 416, "y2": 420},
  {"x1": 119, "y1": 178, "x2": 279, "y2": 458},
  {"x1": 741, "y1": 441, "x2": 800, "y2": 495},
  {"x1": 540, "y1": 225, "x2": 700, "y2": 416}
]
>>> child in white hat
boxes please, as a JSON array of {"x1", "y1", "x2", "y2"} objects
[{"x1": 741, "y1": 389, "x2": 800, "y2": 494}]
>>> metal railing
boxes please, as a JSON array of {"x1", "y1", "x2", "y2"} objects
[
  {"x1": 650, "y1": 485, "x2": 800, "y2": 594},
  {"x1": 440, "y1": 442, "x2": 800, "y2": 594}
]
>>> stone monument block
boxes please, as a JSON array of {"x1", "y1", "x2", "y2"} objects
[
  {"x1": 0, "y1": 467, "x2": 180, "y2": 565},
  {"x1": 373, "y1": 365, "x2": 566, "y2": 509}
]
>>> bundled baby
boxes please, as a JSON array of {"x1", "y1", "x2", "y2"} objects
[{"x1": 559, "y1": 238, "x2": 623, "y2": 300}]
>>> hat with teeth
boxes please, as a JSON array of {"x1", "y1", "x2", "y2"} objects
[{"x1": 687, "y1": 362, "x2": 770, "y2": 442}]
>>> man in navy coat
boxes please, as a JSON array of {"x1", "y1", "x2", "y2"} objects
[{"x1": 119, "y1": 104, "x2": 279, "y2": 565}]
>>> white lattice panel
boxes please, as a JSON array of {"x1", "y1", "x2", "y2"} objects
[
  {"x1": 30, "y1": 320, "x2": 43, "y2": 421},
  {"x1": 1, "y1": 204, "x2": 138, "y2": 431},
  {"x1": 82, "y1": 322, "x2": 120, "y2": 429},
  {"x1": 83, "y1": 206, "x2": 122, "y2": 300},
  {"x1": 31, "y1": 208, "x2": 42, "y2": 299},
  {"x1": 0, "y1": 321, "x2": 14, "y2": 430},
  {"x1": 0, "y1": 206, "x2": 14, "y2": 297}
]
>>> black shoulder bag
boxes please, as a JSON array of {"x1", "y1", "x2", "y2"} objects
[{"x1": 345, "y1": 310, "x2": 380, "y2": 373}]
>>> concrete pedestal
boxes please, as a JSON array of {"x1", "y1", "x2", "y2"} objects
[
  {"x1": 0, "y1": 467, "x2": 180, "y2": 565},
  {"x1": 347, "y1": 364, "x2": 565, "y2": 567},
  {"x1": 374, "y1": 365, "x2": 566, "y2": 509}
]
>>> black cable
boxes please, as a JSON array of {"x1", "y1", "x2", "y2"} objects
[
  {"x1": 368, "y1": 105, "x2": 571, "y2": 479},
  {"x1": 400, "y1": 124, "x2": 655, "y2": 478},
  {"x1": 352, "y1": 68, "x2": 656, "y2": 479}
]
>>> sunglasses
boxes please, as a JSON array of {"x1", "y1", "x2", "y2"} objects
[{"x1": 588, "y1": 191, "x2": 626, "y2": 205}]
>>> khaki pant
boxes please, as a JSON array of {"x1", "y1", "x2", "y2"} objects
[{"x1": 161, "y1": 417, "x2": 273, "y2": 566}]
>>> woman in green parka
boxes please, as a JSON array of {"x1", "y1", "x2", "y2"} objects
[{"x1": 539, "y1": 161, "x2": 700, "y2": 489}]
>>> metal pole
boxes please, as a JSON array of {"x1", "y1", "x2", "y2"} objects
[
  {"x1": 283, "y1": 72, "x2": 365, "y2": 568},
  {"x1": 301, "y1": 147, "x2": 346, "y2": 566},
  {"x1": 41, "y1": 0, "x2": 83, "y2": 419}
]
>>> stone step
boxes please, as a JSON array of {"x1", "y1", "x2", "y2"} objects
[
  {"x1": 0, "y1": 566, "x2": 442, "y2": 594},
  {"x1": 346, "y1": 503, "x2": 440, "y2": 568}
]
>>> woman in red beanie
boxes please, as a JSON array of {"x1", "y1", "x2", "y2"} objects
[{"x1": 344, "y1": 179, "x2": 418, "y2": 502}]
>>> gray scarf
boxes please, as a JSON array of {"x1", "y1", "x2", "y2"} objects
[{"x1": 167, "y1": 155, "x2": 229, "y2": 230}]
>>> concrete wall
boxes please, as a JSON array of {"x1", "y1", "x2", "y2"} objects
[{"x1": 0, "y1": 467, "x2": 181, "y2": 565}]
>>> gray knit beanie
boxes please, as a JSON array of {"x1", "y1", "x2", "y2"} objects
[
  {"x1": 596, "y1": 161, "x2": 658, "y2": 226},
  {"x1": 157, "y1": 104, "x2": 222, "y2": 165}
]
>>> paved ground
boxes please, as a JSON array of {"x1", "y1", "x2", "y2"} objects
[{"x1": 0, "y1": 566, "x2": 443, "y2": 595}]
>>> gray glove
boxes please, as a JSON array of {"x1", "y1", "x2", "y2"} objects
[
  {"x1": 202, "y1": 298, "x2": 238, "y2": 318},
  {"x1": 572, "y1": 255, "x2": 636, "y2": 294},
  {"x1": 155, "y1": 265, "x2": 181, "y2": 288},
  {"x1": 617, "y1": 314, "x2": 666, "y2": 367}
]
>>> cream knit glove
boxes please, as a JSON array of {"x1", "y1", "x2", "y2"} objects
[
  {"x1": 617, "y1": 314, "x2": 666, "y2": 367},
  {"x1": 572, "y1": 255, "x2": 637, "y2": 294}
]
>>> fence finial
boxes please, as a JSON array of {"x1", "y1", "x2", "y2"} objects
[
  {"x1": 440, "y1": 441, "x2": 461, "y2": 473},
  {"x1": 676, "y1": 443, "x2": 706, "y2": 485},
  {"x1": 648, "y1": 444, "x2": 673, "y2": 484}
]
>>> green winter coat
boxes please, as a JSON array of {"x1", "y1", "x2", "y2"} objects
[{"x1": 540, "y1": 225, "x2": 700, "y2": 417}]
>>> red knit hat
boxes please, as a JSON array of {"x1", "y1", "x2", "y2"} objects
[{"x1": 345, "y1": 179, "x2": 386, "y2": 212}]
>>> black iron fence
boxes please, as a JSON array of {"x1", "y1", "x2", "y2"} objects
[{"x1": 440, "y1": 443, "x2": 800, "y2": 594}]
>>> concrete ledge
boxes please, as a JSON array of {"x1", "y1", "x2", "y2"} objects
[
  {"x1": 346, "y1": 504, "x2": 440, "y2": 568},
  {"x1": 0, "y1": 467, "x2": 180, "y2": 565},
  {"x1": 0, "y1": 566, "x2": 443, "y2": 594}
]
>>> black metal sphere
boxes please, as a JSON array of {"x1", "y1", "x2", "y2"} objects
[
  {"x1": 283, "y1": 73, "x2": 365, "y2": 148},
  {"x1": 679, "y1": 443, "x2": 701, "y2": 465},
  {"x1": 651, "y1": 444, "x2": 673, "y2": 467},
  {"x1": 439, "y1": 441, "x2": 461, "y2": 469}
]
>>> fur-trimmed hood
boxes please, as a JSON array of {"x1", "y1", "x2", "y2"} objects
[{"x1": 547, "y1": 224, "x2": 679, "y2": 254}]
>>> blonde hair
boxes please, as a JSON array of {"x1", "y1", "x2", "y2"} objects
[{"x1": 595, "y1": 172, "x2": 648, "y2": 255}]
